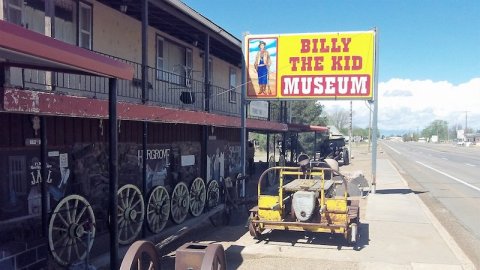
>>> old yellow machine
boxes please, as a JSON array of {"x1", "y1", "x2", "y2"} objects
[{"x1": 248, "y1": 156, "x2": 360, "y2": 244}]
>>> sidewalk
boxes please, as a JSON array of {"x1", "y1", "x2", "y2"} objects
[{"x1": 214, "y1": 146, "x2": 476, "y2": 269}]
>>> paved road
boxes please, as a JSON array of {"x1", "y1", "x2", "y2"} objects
[{"x1": 381, "y1": 141, "x2": 480, "y2": 266}]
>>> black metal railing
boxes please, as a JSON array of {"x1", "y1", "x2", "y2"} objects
[{"x1": 2, "y1": 52, "x2": 284, "y2": 122}]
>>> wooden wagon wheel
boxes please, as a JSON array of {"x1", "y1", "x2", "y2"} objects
[
  {"x1": 120, "y1": 240, "x2": 161, "y2": 270},
  {"x1": 189, "y1": 177, "x2": 206, "y2": 217},
  {"x1": 147, "y1": 186, "x2": 170, "y2": 234},
  {"x1": 200, "y1": 244, "x2": 227, "y2": 270},
  {"x1": 206, "y1": 179, "x2": 220, "y2": 209},
  {"x1": 48, "y1": 194, "x2": 95, "y2": 266},
  {"x1": 267, "y1": 155, "x2": 276, "y2": 187},
  {"x1": 171, "y1": 182, "x2": 190, "y2": 224},
  {"x1": 117, "y1": 184, "x2": 145, "y2": 245}
]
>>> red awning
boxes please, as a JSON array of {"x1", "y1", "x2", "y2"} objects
[
  {"x1": 0, "y1": 20, "x2": 133, "y2": 80},
  {"x1": 287, "y1": 123, "x2": 329, "y2": 133}
]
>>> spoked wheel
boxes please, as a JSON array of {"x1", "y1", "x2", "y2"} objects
[
  {"x1": 171, "y1": 182, "x2": 190, "y2": 224},
  {"x1": 189, "y1": 177, "x2": 206, "y2": 217},
  {"x1": 119, "y1": 240, "x2": 161, "y2": 270},
  {"x1": 117, "y1": 184, "x2": 145, "y2": 245},
  {"x1": 248, "y1": 211, "x2": 262, "y2": 239},
  {"x1": 147, "y1": 186, "x2": 170, "y2": 234},
  {"x1": 206, "y1": 180, "x2": 220, "y2": 209},
  {"x1": 267, "y1": 155, "x2": 276, "y2": 187},
  {"x1": 200, "y1": 244, "x2": 227, "y2": 270},
  {"x1": 48, "y1": 195, "x2": 95, "y2": 266}
]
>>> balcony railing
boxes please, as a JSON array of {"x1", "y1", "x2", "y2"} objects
[{"x1": 2, "y1": 52, "x2": 282, "y2": 122}]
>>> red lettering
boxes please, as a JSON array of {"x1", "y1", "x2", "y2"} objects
[
  {"x1": 313, "y1": 56, "x2": 324, "y2": 71},
  {"x1": 301, "y1": 57, "x2": 313, "y2": 71},
  {"x1": 352, "y1": 56, "x2": 362, "y2": 70},
  {"x1": 331, "y1": 38, "x2": 341, "y2": 53},
  {"x1": 300, "y1": 39, "x2": 310, "y2": 53},
  {"x1": 341, "y1": 38, "x2": 351, "y2": 52},
  {"x1": 331, "y1": 56, "x2": 343, "y2": 71},
  {"x1": 319, "y1": 38, "x2": 329, "y2": 53},
  {"x1": 289, "y1": 57, "x2": 300, "y2": 71}
]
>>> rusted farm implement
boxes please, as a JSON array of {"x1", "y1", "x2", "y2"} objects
[
  {"x1": 47, "y1": 178, "x2": 221, "y2": 266},
  {"x1": 248, "y1": 155, "x2": 360, "y2": 244},
  {"x1": 119, "y1": 240, "x2": 226, "y2": 270}
]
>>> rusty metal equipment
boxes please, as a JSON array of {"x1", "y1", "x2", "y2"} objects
[
  {"x1": 175, "y1": 243, "x2": 226, "y2": 270},
  {"x1": 120, "y1": 240, "x2": 226, "y2": 270},
  {"x1": 248, "y1": 156, "x2": 360, "y2": 244}
]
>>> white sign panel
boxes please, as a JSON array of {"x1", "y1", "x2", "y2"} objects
[
  {"x1": 181, "y1": 155, "x2": 195, "y2": 166},
  {"x1": 249, "y1": 101, "x2": 269, "y2": 119}
]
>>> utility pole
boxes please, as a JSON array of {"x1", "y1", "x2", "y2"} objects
[{"x1": 464, "y1": 111, "x2": 469, "y2": 134}]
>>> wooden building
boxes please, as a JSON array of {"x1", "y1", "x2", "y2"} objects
[{"x1": 0, "y1": 1, "x2": 288, "y2": 269}]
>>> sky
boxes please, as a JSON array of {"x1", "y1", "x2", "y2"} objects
[{"x1": 183, "y1": 0, "x2": 480, "y2": 134}]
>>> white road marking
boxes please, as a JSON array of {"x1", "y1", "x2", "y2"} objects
[
  {"x1": 383, "y1": 143, "x2": 401, "y2": 155},
  {"x1": 465, "y1": 163, "x2": 476, "y2": 167},
  {"x1": 441, "y1": 157, "x2": 448, "y2": 160},
  {"x1": 416, "y1": 161, "x2": 480, "y2": 192}
]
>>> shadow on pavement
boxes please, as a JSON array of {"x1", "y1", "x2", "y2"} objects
[
  {"x1": 375, "y1": 188, "x2": 427, "y2": 195},
  {"x1": 254, "y1": 222, "x2": 370, "y2": 251}
]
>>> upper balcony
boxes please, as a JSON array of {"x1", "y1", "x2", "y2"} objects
[{"x1": 0, "y1": 0, "x2": 285, "y2": 125}]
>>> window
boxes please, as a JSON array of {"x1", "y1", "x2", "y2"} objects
[
  {"x1": 54, "y1": 0, "x2": 76, "y2": 45},
  {"x1": 156, "y1": 36, "x2": 165, "y2": 80},
  {"x1": 8, "y1": 156, "x2": 27, "y2": 197},
  {"x1": 79, "y1": 2, "x2": 92, "y2": 49},
  {"x1": 229, "y1": 67, "x2": 237, "y2": 103},
  {"x1": 8, "y1": 0, "x2": 23, "y2": 26}
]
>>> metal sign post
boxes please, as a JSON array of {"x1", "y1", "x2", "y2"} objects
[
  {"x1": 240, "y1": 34, "x2": 247, "y2": 198},
  {"x1": 371, "y1": 28, "x2": 380, "y2": 194}
]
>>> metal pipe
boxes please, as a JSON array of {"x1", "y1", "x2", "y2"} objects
[
  {"x1": 240, "y1": 35, "x2": 247, "y2": 198},
  {"x1": 142, "y1": 121, "x2": 147, "y2": 238},
  {"x1": 204, "y1": 34, "x2": 210, "y2": 112},
  {"x1": 108, "y1": 78, "x2": 119, "y2": 269},
  {"x1": 141, "y1": 0, "x2": 149, "y2": 238},
  {"x1": 371, "y1": 28, "x2": 380, "y2": 194},
  {"x1": 40, "y1": 116, "x2": 48, "y2": 237},
  {"x1": 141, "y1": 0, "x2": 148, "y2": 104}
]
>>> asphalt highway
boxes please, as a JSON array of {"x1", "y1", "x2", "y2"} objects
[{"x1": 381, "y1": 140, "x2": 480, "y2": 266}]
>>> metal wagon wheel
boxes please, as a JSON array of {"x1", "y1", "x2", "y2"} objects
[
  {"x1": 117, "y1": 184, "x2": 145, "y2": 245},
  {"x1": 200, "y1": 244, "x2": 227, "y2": 270},
  {"x1": 147, "y1": 186, "x2": 170, "y2": 234},
  {"x1": 206, "y1": 179, "x2": 220, "y2": 209},
  {"x1": 189, "y1": 177, "x2": 206, "y2": 217},
  {"x1": 267, "y1": 155, "x2": 277, "y2": 187},
  {"x1": 48, "y1": 194, "x2": 95, "y2": 266},
  {"x1": 120, "y1": 240, "x2": 161, "y2": 270},
  {"x1": 171, "y1": 182, "x2": 190, "y2": 224}
]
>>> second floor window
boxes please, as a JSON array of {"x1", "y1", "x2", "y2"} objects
[
  {"x1": 7, "y1": 0, "x2": 23, "y2": 26},
  {"x1": 229, "y1": 67, "x2": 237, "y2": 103},
  {"x1": 79, "y1": 2, "x2": 92, "y2": 50},
  {"x1": 156, "y1": 36, "x2": 165, "y2": 80}
]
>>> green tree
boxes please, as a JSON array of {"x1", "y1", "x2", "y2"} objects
[{"x1": 421, "y1": 120, "x2": 449, "y2": 141}]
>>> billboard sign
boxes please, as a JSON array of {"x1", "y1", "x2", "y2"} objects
[{"x1": 245, "y1": 31, "x2": 376, "y2": 100}]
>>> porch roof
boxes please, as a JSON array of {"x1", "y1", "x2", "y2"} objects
[{"x1": 0, "y1": 20, "x2": 134, "y2": 80}]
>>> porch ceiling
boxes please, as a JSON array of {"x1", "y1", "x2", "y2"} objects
[
  {"x1": 98, "y1": 0, "x2": 243, "y2": 67},
  {"x1": 0, "y1": 20, "x2": 134, "y2": 80}
]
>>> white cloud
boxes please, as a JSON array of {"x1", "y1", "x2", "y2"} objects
[{"x1": 321, "y1": 78, "x2": 480, "y2": 133}]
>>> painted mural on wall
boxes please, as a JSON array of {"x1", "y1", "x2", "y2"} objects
[
  {"x1": 0, "y1": 148, "x2": 72, "y2": 222},
  {"x1": 206, "y1": 140, "x2": 241, "y2": 183}
]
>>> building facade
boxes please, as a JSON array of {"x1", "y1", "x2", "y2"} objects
[{"x1": 0, "y1": 1, "x2": 288, "y2": 269}]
